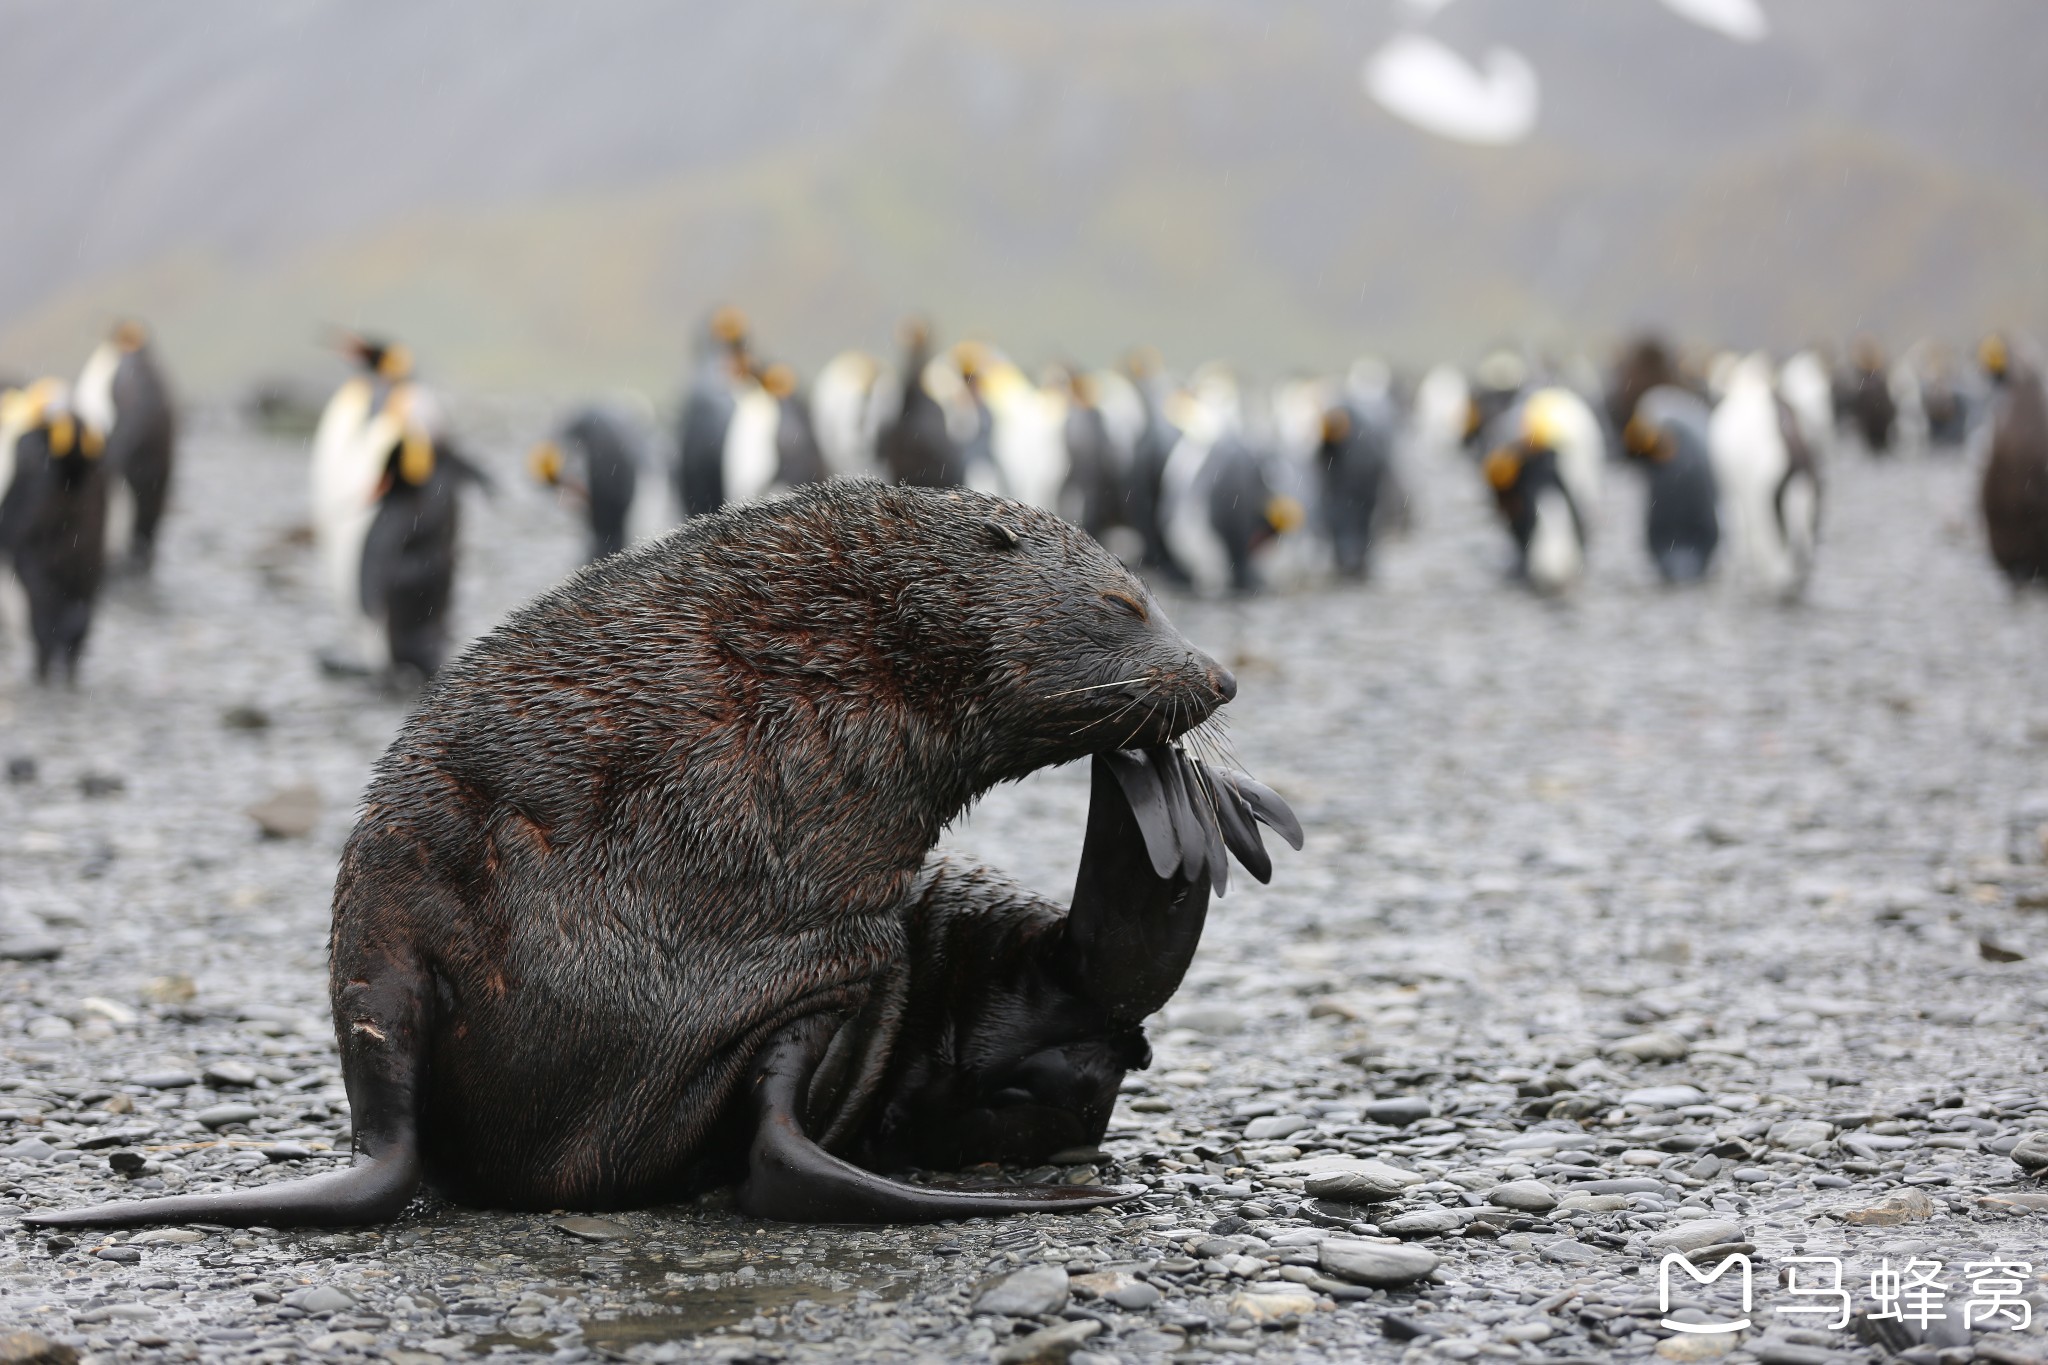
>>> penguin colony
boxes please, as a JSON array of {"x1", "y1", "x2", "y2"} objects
[{"x1": 4, "y1": 316, "x2": 2045, "y2": 686}]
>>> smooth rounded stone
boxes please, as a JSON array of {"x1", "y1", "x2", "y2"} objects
[
  {"x1": 195, "y1": 1102, "x2": 261, "y2": 1129},
  {"x1": 1363, "y1": 1097, "x2": 1433, "y2": 1127},
  {"x1": 1318, "y1": 1238, "x2": 1439, "y2": 1287},
  {"x1": 201, "y1": 1060, "x2": 260, "y2": 1088},
  {"x1": 1227, "y1": 1284, "x2": 1317, "y2": 1326},
  {"x1": 1647, "y1": 1219, "x2": 1745, "y2": 1252},
  {"x1": 1499, "y1": 1320, "x2": 1553, "y2": 1343},
  {"x1": 247, "y1": 782, "x2": 321, "y2": 839},
  {"x1": 1655, "y1": 1333, "x2": 1733, "y2": 1360},
  {"x1": 2009, "y1": 1131, "x2": 2048, "y2": 1172},
  {"x1": 1105, "y1": 1281, "x2": 1163, "y2": 1311},
  {"x1": 284, "y1": 1285, "x2": 357, "y2": 1314},
  {"x1": 1839, "y1": 1189, "x2": 1936, "y2": 1226},
  {"x1": 94, "y1": 1246, "x2": 143, "y2": 1264},
  {"x1": 1488, "y1": 1180, "x2": 1557, "y2": 1213},
  {"x1": 0, "y1": 1330, "x2": 79, "y2": 1364},
  {"x1": 1572, "y1": 1178, "x2": 1669, "y2": 1195},
  {"x1": 1731, "y1": 1167, "x2": 1775, "y2": 1184},
  {"x1": 551, "y1": 1216, "x2": 631, "y2": 1241},
  {"x1": 1557, "y1": 1193, "x2": 1630, "y2": 1212},
  {"x1": 1610, "y1": 1031, "x2": 1691, "y2": 1062},
  {"x1": 1624, "y1": 1084, "x2": 1707, "y2": 1108},
  {"x1": 0, "y1": 934, "x2": 63, "y2": 962},
  {"x1": 308, "y1": 1332, "x2": 380, "y2": 1352},
  {"x1": 1379, "y1": 1208, "x2": 1463, "y2": 1238},
  {"x1": 1766, "y1": 1119, "x2": 1832, "y2": 1149},
  {"x1": 974, "y1": 1264, "x2": 1070, "y2": 1317},
  {"x1": 994, "y1": 1318, "x2": 1098, "y2": 1364},
  {"x1": 5, "y1": 1139, "x2": 55, "y2": 1163},
  {"x1": 1164, "y1": 1005, "x2": 1244, "y2": 1035},
  {"x1": 262, "y1": 1142, "x2": 315, "y2": 1162},
  {"x1": 73, "y1": 1304, "x2": 155, "y2": 1324},
  {"x1": 1244, "y1": 1114, "x2": 1312, "y2": 1141},
  {"x1": 127, "y1": 1228, "x2": 206, "y2": 1245},
  {"x1": 1540, "y1": 1238, "x2": 1604, "y2": 1265},
  {"x1": 1295, "y1": 1159, "x2": 1426, "y2": 1204},
  {"x1": 129, "y1": 1071, "x2": 196, "y2": 1090}
]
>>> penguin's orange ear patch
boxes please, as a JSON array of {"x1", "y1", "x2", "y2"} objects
[
  {"x1": 1321, "y1": 408, "x2": 1353, "y2": 445},
  {"x1": 528, "y1": 441, "x2": 564, "y2": 485},
  {"x1": 1623, "y1": 414, "x2": 1660, "y2": 458},
  {"x1": 1483, "y1": 447, "x2": 1522, "y2": 491},
  {"x1": 80, "y1": 423, "x2": 105, "y2": 458},
  {"x1": 47, "y1": 413, "x2": 76, "y2": 458},
  {"x1": 399, "y1": 430, "x2": 436, "y2": 486}
]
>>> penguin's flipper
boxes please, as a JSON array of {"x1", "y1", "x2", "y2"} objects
[{"x1": 737, "y1": 1015, "x2": 1137, "y2": 1223}]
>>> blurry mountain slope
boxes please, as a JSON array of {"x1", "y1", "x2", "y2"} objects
[{"x1": 0, "y1": 0, "x2": 2041, "y2": 391}]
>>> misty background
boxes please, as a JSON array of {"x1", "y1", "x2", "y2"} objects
[{"x1": 2, "y1": 0, "x2": 2043, "y2": 396}]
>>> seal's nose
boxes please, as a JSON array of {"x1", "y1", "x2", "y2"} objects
[{"x1": 1209, "y1": 662, "x2": 1238, "y2": 703}]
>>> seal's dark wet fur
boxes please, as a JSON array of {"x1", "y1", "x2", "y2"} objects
[{"x1": 30, "y1": 480, "x2": 1287, "y2": 1227}]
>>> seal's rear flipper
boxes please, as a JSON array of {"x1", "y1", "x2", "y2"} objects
[
  {"x1": 21, "y1": 945, "x2": 429, "y2": 1230},
  {"x1": 737, "y1": 1019, "x2": 1137, "y2": 1224},
  {"x1": 18, "y1": 1148, "x2": 421, "y2": 1229}
]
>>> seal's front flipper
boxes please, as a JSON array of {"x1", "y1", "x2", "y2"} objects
[{"x1": 737, "y1": 1017, "x2": 1136, "y2": 1224}]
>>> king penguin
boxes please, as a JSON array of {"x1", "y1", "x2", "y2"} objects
[
  {"x1": 529, "y1": 404, "x2": 651, "y2": 562},
  {"x1": 72, "y1": 320, "x2": 175, "y2": 574},
  {"x1": 1479, "y1": 387, "x2": 1604, "y2": 595},
  {"x1": 355, "y1": 389, "x2": 486, "y2": 683},
  {"x1": 1709, "y1": 354, "x2": 1821, "y2": 601},
  {"x1": 0, "y1": 380, "x2": 109, "y2": 682},
  {"x1": 1979, "y1": 335, "x2": 2048, "y2": 588},
  {"x1": 1622, "y1": 386, "x2": 1720, "y2": 584},
  {"x1": 673, "y1": 307, "x2": 750, "y2": 516}
]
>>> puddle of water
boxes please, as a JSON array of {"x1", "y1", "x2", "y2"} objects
[{"x1": 471, "y1": 1244, "x2": 921, "y2": 1352}]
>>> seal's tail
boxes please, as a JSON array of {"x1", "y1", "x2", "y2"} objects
[{"x1": 22, "y1": 942, "x2": 429, "y2": 1230}]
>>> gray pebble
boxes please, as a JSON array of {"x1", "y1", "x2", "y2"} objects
[
  {"x1": 1646, "y1": 1219, "x2": 1745, "y2": 1252},
  {"x1": 1379, "y1": 1208, "x2": 1464, "y2": 1238},
  {"x1": 1318, "y1": 1238, "x2": 1438, "y2": 1287},
  {"x1": 195, "y1": 1102, "x2": 261, "y2": 1129},
  {"x1": 974, "y1": 1263, "x2": 1070, "y2": 1317},
  {"x1": 284, "y1": 1285, "x2": 357, "y2": 1315},
  {"x1": 1364, "y1": 1097, "x2": 1433, "y2": 1127},
  {"x1": 201, "y1": 1061, "x2": 260, "y2": 1088},
  {"x1": 1488, "y1": 1180, "x2": 1557, "y2": 1212},
  {"x1": 551, "y1": 1216, "x2": 631, "y2": 1241},
  {"x1": 1243, "y1": 1114, "x2": 1311, "y2": 1141}
]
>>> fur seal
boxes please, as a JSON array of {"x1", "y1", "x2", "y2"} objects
[{"x1": 25, "y1": 481, "x2": 1298, "y2": 1228}]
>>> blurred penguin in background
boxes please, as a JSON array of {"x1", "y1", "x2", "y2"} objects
[
  {"x1": 1979, "y1": 334, "x2": 2048, "y2": 588},
  {"x1": 1710, "y1": 354, "x2": 1821, "y2": 601},
  {"x1": 1464, "y1": 349, "x2": 1528, "y2": 453},
  {"x1": 1836, "y1": 339, "x2": 1897, "y2": 456},
  {"x1": 1480, "y1": 387, "x2": 1604, "y2": 595},
  {"x1": 877, "y1": 316, "x2": 963, "y2": 488},
  {"x1": 1605, "y1": 333, "x2": 1686, "y2": 438},
  {"x1": 1777, "y1": 350, "x2": 1837, "y2": 463},
  {"x1": 72, "y1": 320, "x2": 174, "y2": 574},
  {"x1": 1158, "y1": 372, "x2": 1305, "y2": 596},
  {"x1": 674, "y1": 306, "x2": 749, "y2": 516},
  {"x1": 1121, "y1": 347, "x2": 1188, "y2": 584},
  {"x1": 810, "y1": 349, "x2": 891, "y2": 480},
  {"x1": 0, "y1": 381, "x2": 108, "y2": 682},
  {"x1": 1057, "y1": 368, "x2": 1125, "y2": 541},
  {"x1": 530, "y1": 404, "x2": 649, "y2": 562},
  {"x1": 311, "y1": 333, "x2": 429, "y2": 673},
  {"x1": 761, "y1": 362, "x2": 828, "y2": 490},
  {"x1": 355, "y1": 389, "x2": 487, "y2": 684},
  {"x1": 1315, "y1": 379, "x2": 1399, "y2": 580},
  {"x1": 1622, "y1": 387, "x2": 1719, "y2": 584}
]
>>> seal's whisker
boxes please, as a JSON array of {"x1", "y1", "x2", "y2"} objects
[
  {"x1": 1073, "y1": 691, "x2": 1148, "y2": 737},
  {"x1": 1042, "y1": 676, "x2": 1148, "y2": 700}
]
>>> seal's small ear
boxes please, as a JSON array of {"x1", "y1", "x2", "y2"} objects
[{"x1": 983, "y1": 520, "x2": 1021, "y2": 550}]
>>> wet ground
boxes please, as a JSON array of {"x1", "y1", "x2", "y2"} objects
[{"x1": 2, "y1": 406, "x2": 2046, "y2": 1365}]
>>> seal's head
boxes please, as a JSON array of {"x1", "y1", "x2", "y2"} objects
[
  {"x1": 960, "y1": 497, "x2": 1235, "y2": 775},
  {"x1": 658, "y1": 482, "x2": 1235, "y2": 797}
]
